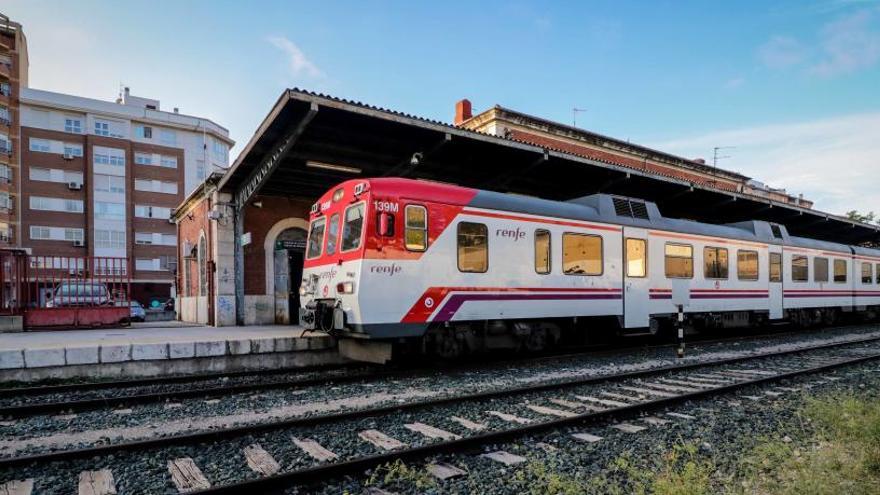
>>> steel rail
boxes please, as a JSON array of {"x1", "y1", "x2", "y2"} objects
[
  {"x1": 1, "y1": 334, "x2": 876, "y2": 470},
  {"x1": 0, "y1": 361, "x2": 366, "y2": 398},
  {"x1": 199, "y1": 350, "x2": 880, "y2": 494},
  {"x1": 0, "y1": 324, "x2": 860, "y2": 417}
]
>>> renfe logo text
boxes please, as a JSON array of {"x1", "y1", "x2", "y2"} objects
[
  {"x1": 496, "y1": 227, "x2": 526, "y2": 241},
  {"x1": 370, "y1": 263, "x2": 402, "y2": 276}
]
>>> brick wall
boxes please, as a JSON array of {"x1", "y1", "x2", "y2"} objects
[
  {"x1": 508, "y1": 129, "x2": 741, "y2": 192},
  {"x1": 242, "y1": 194, "x2": 310, "y2": 295},
  {"x1": 176, "y1": 195, "x2": 210, "y2": 298}
]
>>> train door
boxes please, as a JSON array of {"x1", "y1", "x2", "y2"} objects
[
  {"x1": 623, "y1": 227, "x2": 650, "y2": 328},
  {"x1": 768, "y1": 246, "x2": 783, "y2": 319}
]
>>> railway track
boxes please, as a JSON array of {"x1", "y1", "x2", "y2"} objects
[
  {"x1": 0, "y1": 323, "x2": 867, "y2": 419},
  {"x1": 1, "y1": 334, "x2": 878, "y2": 494}
]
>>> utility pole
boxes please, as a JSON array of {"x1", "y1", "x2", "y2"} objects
[
  {"x1": 572, "y1": 108, "x2": 588, "y2": 127},
  {"x1": 712, "y1": 146, "x2": 736, "y2": 168}
]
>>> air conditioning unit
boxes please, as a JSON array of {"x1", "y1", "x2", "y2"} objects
[
  {"x1": 68, "y1": 182, "x2": 82, "y2": 190},
  {"x1": 73, "y1": 240, "x2": 84, "y2": 247},
  {"x1": 63, "y1": 152, "x2": 74, "y2": 160}
]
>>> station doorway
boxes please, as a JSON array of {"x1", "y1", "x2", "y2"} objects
[{"x1": 273, "y1": 227, "x2": 307, "y2": 324}]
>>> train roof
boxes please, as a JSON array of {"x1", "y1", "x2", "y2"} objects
[{"x1": 366, "y1": 178, "x2": 880, "y2": 257}]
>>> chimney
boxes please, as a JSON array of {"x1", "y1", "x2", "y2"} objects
[
  {"x1": 454, "y1": 99, "x2": 472, "y2": 125},
  {"x1": 693, "y1": 158, "x2": 706, "y2": 165},
  {"x1": 173, "y1": 107, "x2": 179, "y2": 114}
]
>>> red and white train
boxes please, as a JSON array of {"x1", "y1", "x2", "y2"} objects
[{"x1": 298, "y1": 178, "x2": 880, "y2": 362}]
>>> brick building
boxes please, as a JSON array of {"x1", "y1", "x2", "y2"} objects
[
  {"x1": 0, "y1": 12, "x2": 233, "y2": 307},
  {"x1": 18, "y1": 88, "x2": 233, "y2": 305},
  {"x1": 174, "y1": 173, "x2": 311, "y2": 325},
  {"x1": 0, "y1": 14, "x2": 28, "y2": 245},
  {"x1": 453, "y1": 99, "x2": 812, "y2": 208}
]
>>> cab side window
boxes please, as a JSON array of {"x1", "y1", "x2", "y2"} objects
[{"x1": 405, "y1": 205, "x2": 428, "y2": 251}]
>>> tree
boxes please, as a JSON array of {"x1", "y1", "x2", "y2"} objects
[{"x1": 845, "y1": 210, "x2": 877, "y2": 224}]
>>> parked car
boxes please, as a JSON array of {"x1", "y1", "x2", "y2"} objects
[
  {"x1": 129, "y1": 301, "x2": 146, "y2": 322},
  {"x1": 45, "y1": 281, "x2": 112, "y2": 308}
]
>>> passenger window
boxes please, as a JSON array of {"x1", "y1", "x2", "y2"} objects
[
  {"x1": 341, "y1": 203, "x2": 365, "y2": 252},
  {"x1": 737, "y1": 250, "x2": 759, "y2": 281},
  {"x1": 876, "y1": 263, "x2": 880, "y2": 284},
  {"x1": 625, "y1": 238, "x2": 647, "y2": 277},
  {"x1": 326, "y1": 213, "x2": 340, "y2": 255},
  {"x1": 404, "y1": 205, "x2": 428, "y2": 251},
  {"x1": 769, "y1": 253, "x2": 782, "y2": 282},
  {"x1": 535, "y1": 229, "x2": 551, "y2": 275},
  {"x1": 665, "y1": 243, "x2": 693, "y2": 278},
  {"x1": 792, "y1": 255, "x2": 809, "y2": 282},
  {"x1": 457, "y1": 222, "x2": 488, "y2": 272},
  {"x1": 562, "y1": 233, "x2": 603, "y2": 275},
  {"x1": 814, "y1": 257, "x2": 828, "y2": 282},
  {"x1": 834, "y1": 259, "x2": 847, "y2": 283},
  {"x1": 703, "y1": 246, "x2": 729, "y2": 279},
  {"x1": 862, "y1": 262, "x2": 873, "y2": 284}
]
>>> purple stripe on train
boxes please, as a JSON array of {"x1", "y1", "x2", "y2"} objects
[
  {"x1": 432, "y1": 292, "x2": 622, "y2": 322},
  {"x1": 690, "y1": 294, "x2": 768, "y2": 299}
]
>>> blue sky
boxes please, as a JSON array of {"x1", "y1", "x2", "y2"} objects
[{"x1": 4, "y1": 0, "x2": 880, "y2": 215}]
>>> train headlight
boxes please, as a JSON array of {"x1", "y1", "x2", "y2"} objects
[
  {"x1": 336, "y1": 281, "x2": 355, "y2": 294},
  {"x1": 299, "y1": 285, "x2": 307, "y2": 296}
]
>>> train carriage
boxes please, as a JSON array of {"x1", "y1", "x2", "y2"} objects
[{"x1": 298, "y1": 178, "x2": 880, "y2": 362}]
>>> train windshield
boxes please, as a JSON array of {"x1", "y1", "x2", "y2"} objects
[
  {"x1": 306, "y1": 217, "x2": 326, "y2": 259},
  {"x1": 342, "y1": 203, "x2": 365, "y2": 251}
]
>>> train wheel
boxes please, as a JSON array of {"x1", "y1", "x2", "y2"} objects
[
  {"x1": 433, "y1": 329, "x2": 465, "y2": 360},
  {"x1": 523, "y1": 327, "x2": 548, "y2": 353}
]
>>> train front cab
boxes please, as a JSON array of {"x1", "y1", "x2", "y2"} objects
[{"x1": 298, "y1": 181, "x2": 368, "y2": 339}]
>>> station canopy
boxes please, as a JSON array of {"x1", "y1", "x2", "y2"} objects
[{"x1": 219, "y1": 89, "x2": 880, "y2": 246}]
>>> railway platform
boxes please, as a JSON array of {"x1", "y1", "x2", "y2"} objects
[{"x1": 0, "y1": 324, "x2": 343, "y2": 383}]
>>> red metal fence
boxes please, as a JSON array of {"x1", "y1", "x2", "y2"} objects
[{"x1": 0, "y1": 250, "x2": 131, "y2": 329}]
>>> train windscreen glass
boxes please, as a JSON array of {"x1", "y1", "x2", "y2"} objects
[
  {"x1": 342, "y1": 203, "x2": 365, "y2": 251},
  {"x1": 306, "y1": 217, "x2": 326, "y2": 259}
]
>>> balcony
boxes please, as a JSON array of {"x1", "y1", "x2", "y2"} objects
[{"x1": 0, "y1": 63, "x2": 9, "y2": 80}]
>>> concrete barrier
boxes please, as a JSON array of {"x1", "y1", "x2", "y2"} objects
[{"x1": 0, "y1": 331, "x2": 340, "y2": 382}]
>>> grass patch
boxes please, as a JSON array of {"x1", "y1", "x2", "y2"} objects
[
  {"x1": 365, "y1": 459, "x2": 438, "y2": 491},
  {"x1": 737, "y1": 392, "x2": 880, "y2": 495}
]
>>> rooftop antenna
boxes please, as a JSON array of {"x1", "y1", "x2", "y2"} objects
[
  {"x1": 572, "y1": 107, "x2": 588, "y2": 127},
  {"x1": 712, "y1": 146, "x2": 736, "y2": 168}
]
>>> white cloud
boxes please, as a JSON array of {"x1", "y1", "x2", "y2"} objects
[
  {"x1": 649, "y1": 113, "x2": 880, "y2": 216},
  {"x1": 757, "y1": 35, "x2": 806, "y2": 69},
  {"x1": 723, "y1": 76, "x2": 746, "y2": 89},
  {"x1": 266, "y1": 35, "x2": 324, "y2": 79},
  {"x1": 810, "y1": 9, "x2": 880, "y2": 76}
]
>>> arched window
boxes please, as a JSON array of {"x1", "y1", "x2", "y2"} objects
[{"x1": 198, "y1": 235, "x2": 207, "y2": 296}]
